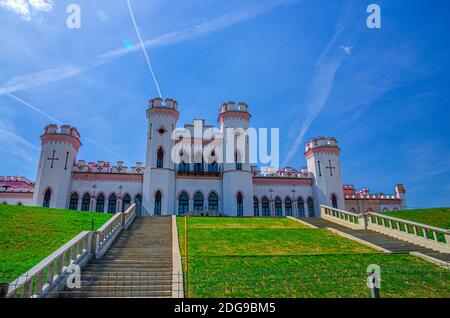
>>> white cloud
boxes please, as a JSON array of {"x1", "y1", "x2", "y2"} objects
[
  {"x1": 0, "y1": 0, "x2": 53, "y2": 21},
  {"x1": 0, "y1": 0, "x2": 31, "y2": 21},
  {"x1": 340, "y1": 45, "x2": 353, "y2": 56}
]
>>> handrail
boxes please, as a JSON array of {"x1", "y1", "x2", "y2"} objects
[
  {"x1": 7, "y1": 231, "x2": 93, "y2": 298},
  {"x1": 320, "y1": 205, "x2": 366, "y2": 229},
  {"x1": 367, "y1": 212, "x2": 450, "y2": 233},
  {"x1": 7, "y1": 204, "x2": 138, "y2": 298}
]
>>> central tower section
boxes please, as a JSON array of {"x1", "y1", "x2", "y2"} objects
[{"x1": 142, "y1": 98, "x2": 179, "y2": 216}]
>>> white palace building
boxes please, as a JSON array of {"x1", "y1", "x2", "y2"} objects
[{"x1": 0, "y1": 98, "x2": 407, "y2": 217}]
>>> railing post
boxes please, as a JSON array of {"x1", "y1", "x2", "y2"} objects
[{"x1": 0, "y1": 283, "x2": 9, "y2": 298}]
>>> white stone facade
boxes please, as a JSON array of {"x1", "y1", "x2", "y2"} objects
[{"x1": 0, "y1": 98, "x2": 406, "y2": 215}]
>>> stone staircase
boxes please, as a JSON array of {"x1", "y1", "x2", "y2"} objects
[
  {"x1": 301, "y1": 218, "x2": 450, "y2": 263},
  {"x1": 67, "y1": 217, "x2": 173, "y2": 298}
]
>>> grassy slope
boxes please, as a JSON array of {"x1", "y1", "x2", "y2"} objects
[
  {"x1": 177, "y1": 217, "x2": 449, "y2": 298},
  {"x1": 0, "y1": 205, "x2": 111, "y2": 280},
  {"x1": 380, "y1": 208, "x2": 450, "y2": 229}
]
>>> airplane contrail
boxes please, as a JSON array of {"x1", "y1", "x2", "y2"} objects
[
  {"x1": 126, "y1": 0, "x2": 163, "y2": 99},
  {"x1": 7, "y1": 93, "x2": 128, "y2": 162}
]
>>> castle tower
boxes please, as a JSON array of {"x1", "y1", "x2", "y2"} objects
[
  {"x1": 218, "y1": 101, "x2": 254, "y2": 216},
  {"x1": 395, "y1": 184, "x2": 407, "y2": 210},
  {"x1": 305, "y1": 137, "x2": 344, "y2": 216},
  {"x1": 142, "y1": 98, "x2": 179, "y2": 216},
  {"x1": 33, "y1": 124, "x2": 81, "y2": 209}
]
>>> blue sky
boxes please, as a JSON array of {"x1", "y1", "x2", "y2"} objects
[{"x1": 0, "y1": 0, "x2": 449, "y2": 208}]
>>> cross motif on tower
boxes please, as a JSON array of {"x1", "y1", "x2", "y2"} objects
[
  {"x1": 326, "y1": 160, "x2": 335, "y2": 176},
  {"x1": 47, "y1": 150, "x2": 59, "y2": 169}
]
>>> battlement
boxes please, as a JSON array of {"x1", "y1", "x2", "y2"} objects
[
  {"x1": 251, "y1": 166, "x2": 312, "y2": 179},
  {"x1": 220, "y1": 101, "x2": 249, "y2": 113},
  {"x1": 43, "y1": 124, "x2": 80, "y2": 139},
  {"x1": 148, "y1": 97, "x2": 178, "y2": 110},
  {"x1": 344, "y1": 185, "x2": 401, "y2": 200},
  {"x1": 305, "y1": 137, "x2": 338, "y2": 152},
  {"x1": 74, "y1": 160, "x2": 145, "y2": 174},
  {"x1": 0, "y1": 176, "x2": 35, "y2": 192}
]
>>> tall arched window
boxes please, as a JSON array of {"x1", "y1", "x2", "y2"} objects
[
  {"x1": 154, "y1": 191, "x2": 162, "y2": 215},
  {"x1": 69, "y1": 193, "x2": 78, "y2": 210},
  {"x1": 275, "y1": 197, "x2": 282, "y2": 216},
  {"x1": 262, "y1": 197, "x2": 270, "y2": 216},
  {"x1": 237, "y1": 192, "x2": 244, "y2": 216},
  {"x1": 253, "y1": 197, "x2": 259, "y2": 216},
  {"x1": 43, "y1": 188, "x2": 51, "y2": 208},
  {"x1": 307, "y1": 197, "x2": 315, "y2": 217},
  {"x1": 331, "y1": 194, "x2": 338, "y2": 209},
  {"x1": 122, "y1": 194, "x2": 131, "y2": 212},
  {"x1": 193, "y1": 192, "x2": 204, "y2": 211},
  {"x1": 81, "y1": 193, "x2": 91, "y2": 211},
  {"x1": 134, "y1": 194, "x2": 142, "y2": 216},
  {"x1": 156, "y1": 148, "x2": 164, "y2": 168},
  {"x1": 297, "y1": 197, "x2": 305, "y2": 217},
  {"x1": 178, "y1": 192, "x2": 189, "y2": 215},
  {"x1": 285, "y1": 197, "x2": 292, "y2": 216},
  {"x1": 208, "y1": 192, "x2": 218, "y2": 211},
  {"x1": 235, "y1": 152, "x2": 242, "y2": 170},
  {"x1": 108, "y1": 194, "x2": 117, "y2": 214},
  {"x1": 194, "y1": 154, "x2": 204, "y2": 172},
  {"x1": 96, "y1": 194, "x2": 105, "y2": 213}
]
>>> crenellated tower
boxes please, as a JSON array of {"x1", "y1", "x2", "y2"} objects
[
  {"x1": 142, "y1": 98, "x2": 179, "y2": 215},
  {"x1": 33, "y1": 124, "x2": 81, "y2": 209},
  {"x1": 305, "y1": 137, "x2": 344, "y2": 216},
  {"x1": 219, "y1": 101, "x2": 254, "y2": 216}
]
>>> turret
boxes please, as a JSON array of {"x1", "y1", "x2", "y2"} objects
[
  {"x1": 33, "y1": 124, "x2": 81, "y2": 208},
  {"x1": 218, "y1": 101, "x2": 253, "y2": 216},
  {"x1": 305, "y1": 137, "x2": 344, "y2": 216},
  {"x1": 395, "y1": 184, "x2": 407, "y2": 210},
  {"x1": 142, "y1": 98, "x2": 179, "y2": 215}
]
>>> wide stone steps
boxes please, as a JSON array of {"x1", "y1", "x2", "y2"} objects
[
  {"x1": 66, "y1": 217, "x2": 173, "y2": 298},
  {"x1": 300, "y1": 217, "x2": 450, "y2": 261}
]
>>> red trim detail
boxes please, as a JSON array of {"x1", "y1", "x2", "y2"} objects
[
  {"x1": 148, "y1": 107, "x2": 179, "y2": 120},
  {"x1": 41, "y1": 134, "x2": 81, "y2": 151},
  {"x1": 72, "y1": 172, "x2": 143, "y2": 183},
  {"x1": 218, "y1": 111, "x2": 251, "y2": 124},
  {"x1": 253, "y1": 177, "x2": 313, "y2": 187},
  {"x1": 304, "y1": 146, "x2": 340, "y2": 158}
]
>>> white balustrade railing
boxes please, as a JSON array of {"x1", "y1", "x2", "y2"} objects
[
  {"x1": 366, "y1": 212, "x2": 450, "y2": 254},
  {"x1": 320, "y1": 205, "x2": 450, "y2": 253},
  {"x1": 7, "y1": 231, "x2": 94, "y2": 298},
  {"x1": 6, "y1": 204, "x2": 138, "y2": 298},
  {"x1": 320, "y1": 205, "x2": 366, "y2": 229}
]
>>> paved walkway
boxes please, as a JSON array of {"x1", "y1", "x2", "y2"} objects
[{"x1": 300, "y1": 217, "x2": 450, "y2": 263}]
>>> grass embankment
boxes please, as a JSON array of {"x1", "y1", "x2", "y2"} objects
[
  {"x1": 380, "y1": 208, "x2": 450, "y2": 229},
  {"x1": 177, "y1": 217, "x2": 449, "y2": 298},
  {"x1": 0, "y1": 205, "x2": 111, "y2": 281}
]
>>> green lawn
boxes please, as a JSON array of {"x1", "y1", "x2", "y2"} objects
[
  {"x1": 380, "y1": 208, "x2": 450, "y2": 229},
  {"x1": 177, "y1": 217, "x2": 449, "y2": 298},
  {"x1": 0, "y1": 205, "x2": 111, "y2": 281}
]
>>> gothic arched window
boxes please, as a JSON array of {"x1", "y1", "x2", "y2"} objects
[
  {"x1": 154, "y1": 191, "x2": 162, "y2": 215},
  {"x1": 134, "y1": 194, "x2": 142, "y2": 216},
  {"x1": 297, "y1": 197, "x2": 305, "y2": 217},
  {"x1": 235, "y1": 152, "x2": 242, "y2": 171},
  {"x1": 108, "y1": 194, "x2": 117, "y2": 214},
  {"x1": 156, "y1": 148, "x2": 164, "y2": 168},
  {"x1": 253, "y1": 197, "x2": 259, "y2": 216},
  {"x1": 275, "y1": 197, "x2": 282, "y2": 216},
  {"x1": 262, "y1": 196, "x2": 270, "y2": 216},
  {"x1": 96, "y1": 194, "x2": 105, "y2": 213},
  {"x1": 208, "y1": 192, "x2": 219, "y2": 211},
  {"x1": 285, "y1": 197, "x2": 292, "y2": 216},
  {"x1": 178, "y1": 192, "x2": 189, "y2": 215},
  {"x1": 331, "y1": 194, "x2": 338, "y2": 209},
  {"x1": 193, "y1": 192, "x2": 204, "y2": 211},
  {"x1": 81, "y1": 193, "x2": 90, "y2": 211},
  {"x1": 237, "y1": 192, "x2": 244, "y2": 216},
  {"x1": 307, "y1": 197, "x2": 315, "y2": 217},
  {"x1": 69, "y1": 193, "x2": 78, "y2": 210},
  {"x1": 122, "y1": 194, "x2": 131, "y2": 212},
  {"x1": 43, "y1": 188, "x2": 51, "y2": 208}
]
